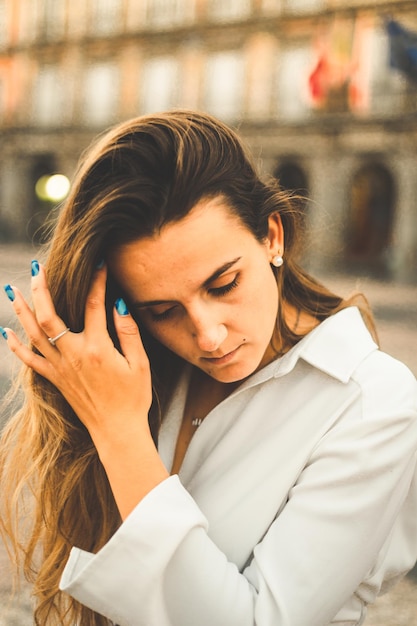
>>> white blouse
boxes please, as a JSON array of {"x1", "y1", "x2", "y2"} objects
[{"x1": 60, "y1": 307, "x2": 417, "y2": 626}]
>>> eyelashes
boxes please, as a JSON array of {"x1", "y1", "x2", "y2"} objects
[
  {"x1": 149, "y1": 275, "x2": 240, "y2": 322},
  {"x1": 149, "y1": 307, "x2": 177, "y2": 322},
  {"x1": 208, "y1": 276, "x2": 239, "y2": 297}
]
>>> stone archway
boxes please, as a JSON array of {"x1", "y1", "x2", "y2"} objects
[
  {"x1": 274, "y1": 161, "x2": 309, "y2": 199},
  {"x1": 273, "y1": 160, "x2": 310, "y2": 229},
  {"x1": 347, "y1": 162, "x2": 395, "y2": 268},
  {"x1": 28, "y1": 153, "x2": 58, "y2": 242}
]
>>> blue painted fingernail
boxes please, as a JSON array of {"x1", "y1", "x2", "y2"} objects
[
  {"x1": 0, "y1": 326, "x2": 8, "y2": 340},
  {"x1": 115, "y1": 297, "x2": 129, "y2": 316},
  {"x1": 31, "y1": 260, "x2": 40, "y2": 276},
  {"x1": 4, "y1": 284, "x2": 15, "y2": 302},
  {"x1": 96, "y1": 258, "x2": 105, "y2": 269}
]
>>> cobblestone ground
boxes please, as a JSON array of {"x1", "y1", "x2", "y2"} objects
[{"x1": 0, "y1": 245, "x2": 416, "y2": 625}]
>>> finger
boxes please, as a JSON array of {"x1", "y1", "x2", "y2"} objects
[
  {"x1": 30, "y1": 261, "x2": 70, "y2": 347},
  {"x1": 84, "y1": 262, "x2": 108, "y2": 339},
  {"x1": 3, "y1": 282, "x2": 57, "y2": 359},
  {"x1": 2, "y1": 326, "x2": 56, "y2": 383},
  {"x1": 113, "y1": 298, "x2": 148, "y2": 369}
]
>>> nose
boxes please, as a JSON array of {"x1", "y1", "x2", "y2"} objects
[
  {"x1": 190, "y1": 309, "x2": 228, "y2": 353},
  {"x1": 195, "y1": 324, "x2": 228, "y2": 353}
]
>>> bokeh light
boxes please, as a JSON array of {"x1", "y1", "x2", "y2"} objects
[{"x1": 35, "y1": 174, "x2": 70, "y2": 202}]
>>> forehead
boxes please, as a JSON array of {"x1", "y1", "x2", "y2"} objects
[{"x1": 108, "y1": 198, "x2": 256, "y2": 296}]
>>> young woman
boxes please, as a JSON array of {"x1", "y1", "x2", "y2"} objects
[{"x1": 1, "y1": 111, "x2": 416, "y2": 626}]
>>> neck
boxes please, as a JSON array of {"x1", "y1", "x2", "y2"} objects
[{"x1": 187, "y1": 368, "x2": 239, "y2": 427}]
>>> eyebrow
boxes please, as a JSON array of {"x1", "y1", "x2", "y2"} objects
[{"x1": 133, "y1": 256, "x2": 242, "y2": 308}]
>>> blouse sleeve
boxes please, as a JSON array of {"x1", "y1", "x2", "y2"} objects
[{"x1": 60, "y1": 359, "x2": 417, "y2": 626}]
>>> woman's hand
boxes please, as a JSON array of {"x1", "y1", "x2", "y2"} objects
[
  {"x1": 2, "y1": 261, "x2": 169, "y2": 518},
  {"x1": 3, "y1": 261, "x2": 152, "y2": 452}
]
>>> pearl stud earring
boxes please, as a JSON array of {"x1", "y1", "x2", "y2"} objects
[{"x1": 271, "y1": 255, "x2": 284, "y2": 268}]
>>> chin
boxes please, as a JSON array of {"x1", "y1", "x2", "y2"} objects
[{"x1": 206, "y1": 361, "x2": 260, "y2": 384}]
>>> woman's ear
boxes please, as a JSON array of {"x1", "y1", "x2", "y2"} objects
[{"x1": 266, "y1": 213, "x2": 284, "y2": 260}]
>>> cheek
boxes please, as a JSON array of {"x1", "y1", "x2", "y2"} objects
[
  {"x1": 247, "y1": 267, "x2": 278, "y2": 318},
  {"x1": 141, "y1": 318, "x2": 190, "y2": 354},
  {"x1": 256, "y1": 284, "x2": 279, "y2": 342}
]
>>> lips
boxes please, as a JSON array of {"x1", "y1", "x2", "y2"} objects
[{"x1": 201, "y1": 345, "x2": 241, "y2": 365}]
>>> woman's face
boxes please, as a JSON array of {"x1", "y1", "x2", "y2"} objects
[{"x1": 109, "y1": 197, "x2": 283, "y2": 383}]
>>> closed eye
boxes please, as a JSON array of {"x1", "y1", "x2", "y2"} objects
[
  {"x1": 145, "y1": 273, "x2": 240, "y2": 322},
  {"x1": 208, "y1": 275, "x2": 239, "y2": 296},
  {"x1": 148, "y1": 306, "x2": 178, "y2": 322}
]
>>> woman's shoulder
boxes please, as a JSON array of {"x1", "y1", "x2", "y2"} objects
[
  {"x1": 352, "y1": 348, "x2": 417, "y2": 414},
  {"x1": 292, "y1": 306, "x2": 417, "y2": 408}
]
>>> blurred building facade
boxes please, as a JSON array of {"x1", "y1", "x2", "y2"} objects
[{"x1": 0, "y1": 0, "x2": 416, "y2": 280}]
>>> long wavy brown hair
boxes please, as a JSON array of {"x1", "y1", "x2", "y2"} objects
[{"x1": 0, "y1": 110, "x2": 377, "y2": 625}]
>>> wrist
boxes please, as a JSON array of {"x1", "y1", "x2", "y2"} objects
[{"x1": 92, "y1": 423, "x2": 169, "y2": 520}]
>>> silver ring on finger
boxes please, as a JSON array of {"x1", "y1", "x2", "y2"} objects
[{"x1": 48, "y1": 327, "x2": 71, "y2": 346}]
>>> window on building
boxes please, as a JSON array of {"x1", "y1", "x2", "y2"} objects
[
  {"x1": 283, "y1": 0, "x2": 324, "y2": 13},
  {"x1": 0, "y1": 0, "x2": 8, "y2": 48},
  {"x1": 274, "y1": 44, "x2": 312, "y2": 120},
  {"x1": 42, "y1": 0, "x2": 66, "y2": 40},
  {"x1": 369, "y1": 26, "x2": 407, "y2": 116},
  {"x1": 140, "y1": 56, "x2": 180, "y2": 114},
  {"x1": 207, "y1": 0, "x2": 251, "y2": 22},
  {"x1": 89, "y1": 0, "x2": 123, "y2": 35},
  {"x1": 0, "y1": 78, "x2": 5, "y2": 120},
  {"x1": 18, "y1": 0, "x2": 41, "y2": 43},
  {"x1": 204, "y1": 50, "x2": 245, "y2": 121},
  {"x1": 261, "y1": 0, "x2": 282, "y2": 14},
  {"x1": 32, "y1": 65, "x2": 68, "y2": 127},
  {"x1": 144, "y1": 0, "x2": 194, "y2": 29},
  {"x1": 83, "y1": 62, "x2": 120, "y2": 126}
]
